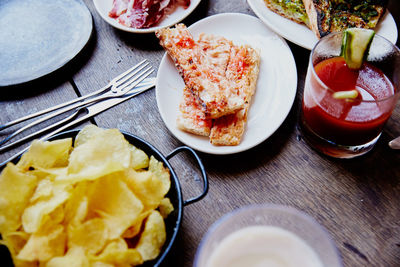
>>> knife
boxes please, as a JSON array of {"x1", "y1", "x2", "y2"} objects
[{"x1": 0, "y1": 77, "x2": 156, "y2": 167}]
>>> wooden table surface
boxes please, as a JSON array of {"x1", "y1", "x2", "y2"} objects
[{"x1": 1, "y1": 0, "x2": 400, "y2": 266}]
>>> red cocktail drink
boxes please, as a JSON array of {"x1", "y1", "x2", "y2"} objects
[
  {"x1": 301, "y1": 32, "x2": 400, "y2": 158},
  {"x1": 303, "y1": 57, "x2": 394, "y2": 145}
]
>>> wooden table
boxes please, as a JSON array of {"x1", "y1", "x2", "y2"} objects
[{"x1": 1, "y1": 0, "x2": 400, "y2": 266}]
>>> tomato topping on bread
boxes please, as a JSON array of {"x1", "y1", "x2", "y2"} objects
[{"x1": 156, "y1": 24, "x2": 260, "y2": 146}]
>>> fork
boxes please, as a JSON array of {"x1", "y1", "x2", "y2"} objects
[
  {"x1": 0, "y1": 59, "x2": 153, "y2": 146},
  {"x1": 0, "y1": 77, "x2": 155, "y2": 153},
  {"x1": 0, "y1": 77, "x2": 156, "y2": 168}
]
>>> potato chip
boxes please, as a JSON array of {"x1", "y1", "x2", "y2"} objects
[
  {"x1": 159, "y1": 198, "x2": 174, "y2": 219},
  {"x1": 26, "y1": 168, "x2": 53, "y2": 181},
  {"x1": 68, "y1": 218, "x2": 107, "y2": 255},
  {"x1": 130, "y1": 144, "x2": 149, "y2": 170},
  {"x1": 33, "y1": 166, "x2": 68, "y2": 178},
  {"x1": 122, "y1": 211, "x2": 151, "y2": 239},
  {"x1": 67, "y1": 196, "x2": 88, "y2": 226},
  {"x1": 148, "y1": 156, "x2": 171, "y2": 197},
  {"x1": 17, "y1": 138, "x2": 72, "y2": 170},
  {"x1": 0, "y1": 163, "x2": 37, "y2": 233},
  {"x1": 17, "y1": 224, "x2": 66, "y2": 262},
  {"x1": 29, "y1": 178, "x2": 53, "y2": 203},
  {"x1": 42, "y1": 205, "x2": 65, "y2": 228},
  {"x1": 64, "y1": 183, "x2": 89, "y2": 226},
  {"x1": 124, "y1": 169, "x2": 165, "y2": 211},
  {"x1": 87, "y1": 174, "x2": 144, "y2": 239},
  {"x1": 73, "y1": 124, "x2": 145, "y2": 172},
  {"x1": 0, "y1": 125, "x2": 174, "y2": 266},
  {"x1": 1, "y1": 231, "x2": 30, "y2": 260},
  {"x1": 46, "y1": 247, "x2": 89, "y2": 267},
  {"x1": 9, "y1": 258, "x2": 37, "y2": 267},
  {"x1": 74, "y1": 124, "x2": 104, "y2": 147},
  {"x1": 22, "y1": 183, "x2": 72, "y2": 233},
  {"x1": 90, "y1": 238, "x2": 143, "y2": 266},
  {"x1": 136, "y1": 210, "x2": 166, "y2": 261},
  {"x1": 90, "y1": 262, "x2": 114, "y2": 267},
  {"x1": 57, "y1": 129, "x2": 131, "y2": 184}
]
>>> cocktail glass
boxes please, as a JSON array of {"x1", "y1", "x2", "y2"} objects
[
  {"x1": 301, "y1": 31, "x2": 400, "y2": 158},
  {"x1": 193, "y1": 204, "x2": 342, "y2": 267}
]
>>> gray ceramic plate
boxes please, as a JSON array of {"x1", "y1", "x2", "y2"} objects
[{"x1": 0, "y1": 0, "x2": 92, "y2": 86}]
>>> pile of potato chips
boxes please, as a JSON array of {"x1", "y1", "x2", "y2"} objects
[{"x1": 0, "y1": 125, "x2": 174, "y2": 267}]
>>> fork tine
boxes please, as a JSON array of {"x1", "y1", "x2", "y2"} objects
[
  {"x1": 0, "y1": 77, "x2": 155, "y2": 154},
  {"x1": 112, "y1": 61, "x2": 150, "y2": 92},
  {"x1": 0, "y1": 61, "x2": 150, "y2": 132},
  {"x1": 0, "y1": 60, "x2": 150, "y2": 132},
  {"x1": 2, "y1": 64, "x2": 153, "y2": 139},
  {"x1": 0, "y1": 60, "x2": 154, "y2": 154},
  {"x1": 0, "y1": 78, "x2": 156, "y2": 168},
  {"x1": 111, "y1": 59, "x2": 148, "y2": 85},
  {"x1": 120, "y1": 67, "x2": 154, "y2": 93}
]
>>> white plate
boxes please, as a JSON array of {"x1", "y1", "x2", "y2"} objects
[
  {"x1": 93, "y1": 0, "x2": 201, "y2": 33},
  {"x1": 156, "y1": 13, "x2": 297, "y2": 155},
  {"x1": 247, "y1": 0, "x2": 398, "y2": 50}
]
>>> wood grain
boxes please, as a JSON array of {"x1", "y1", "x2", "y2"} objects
[{"x1": 0, "y1": 0, "x2": 399, "y2": 266}]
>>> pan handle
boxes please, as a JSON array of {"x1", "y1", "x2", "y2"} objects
[{"x1": 166, "y1": 146, "x2": 208, "y2": 206}]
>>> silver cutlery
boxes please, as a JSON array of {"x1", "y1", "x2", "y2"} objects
[
  {"x1": 0, "y1": 77, "x2": 156, "y2": 168},
  {"x1": 0, "y1": 60, "x2": 153, "y2": 146}
]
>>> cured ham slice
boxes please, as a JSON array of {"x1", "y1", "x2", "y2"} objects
[
  {"x1": 109, "y1": 0, "x2": 130, "y2": 18},
  {"x1": 109, "y1": 0, "x2": 191, "y2": 29}
]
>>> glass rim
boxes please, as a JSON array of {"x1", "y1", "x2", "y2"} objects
[
  {"x1": 193, "y1": 203, "x2": 343, "y2": 267},
  {"x1": 310, "y1": 31, "x2": 400, "y2": 103}
]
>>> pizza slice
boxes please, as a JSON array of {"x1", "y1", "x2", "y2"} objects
[
  {"x1": 303, "y1": 0, "x2": 388, "y2": 38},
  {"x1": 155, "y1": 24, "x2": 245, "y2": 119}
]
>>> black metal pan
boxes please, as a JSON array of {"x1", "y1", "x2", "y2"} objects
[{"x1": 0, "y1": 129, "x2": 208, "y2": 267}]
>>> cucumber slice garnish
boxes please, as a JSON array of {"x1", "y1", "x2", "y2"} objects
[
  {"x1": 340, "y1": 28, "x2": 375, "y2": 70},
  {"x1": 333, "y1": 89, "x2": 359, "y2": 99}
]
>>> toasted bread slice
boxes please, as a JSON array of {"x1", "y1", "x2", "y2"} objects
[
  {"x1": 210, "y1": 45, "x2": 260, "y2": 146},
  {"x1": 177, "y1": 86, "x2": 212, "y2": 136},
  {"x1": 302, "y1": 0, "x2": 330, "y2": 38},
  {"x1": 176, "y1": 33, "x2": 233, "y2": 136},
  {"x1": 263, "y1": 0, "x2": 309, "y2": 26},
  {"x1": 303, "y1": 0, "x2": 388, "y2": 38},
  {"x1": 172, "y1": 30, "x2": 260, "y2": 146},
  {"x1": 156, "y1": 24, "x2": 245, "y2": 119}
]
